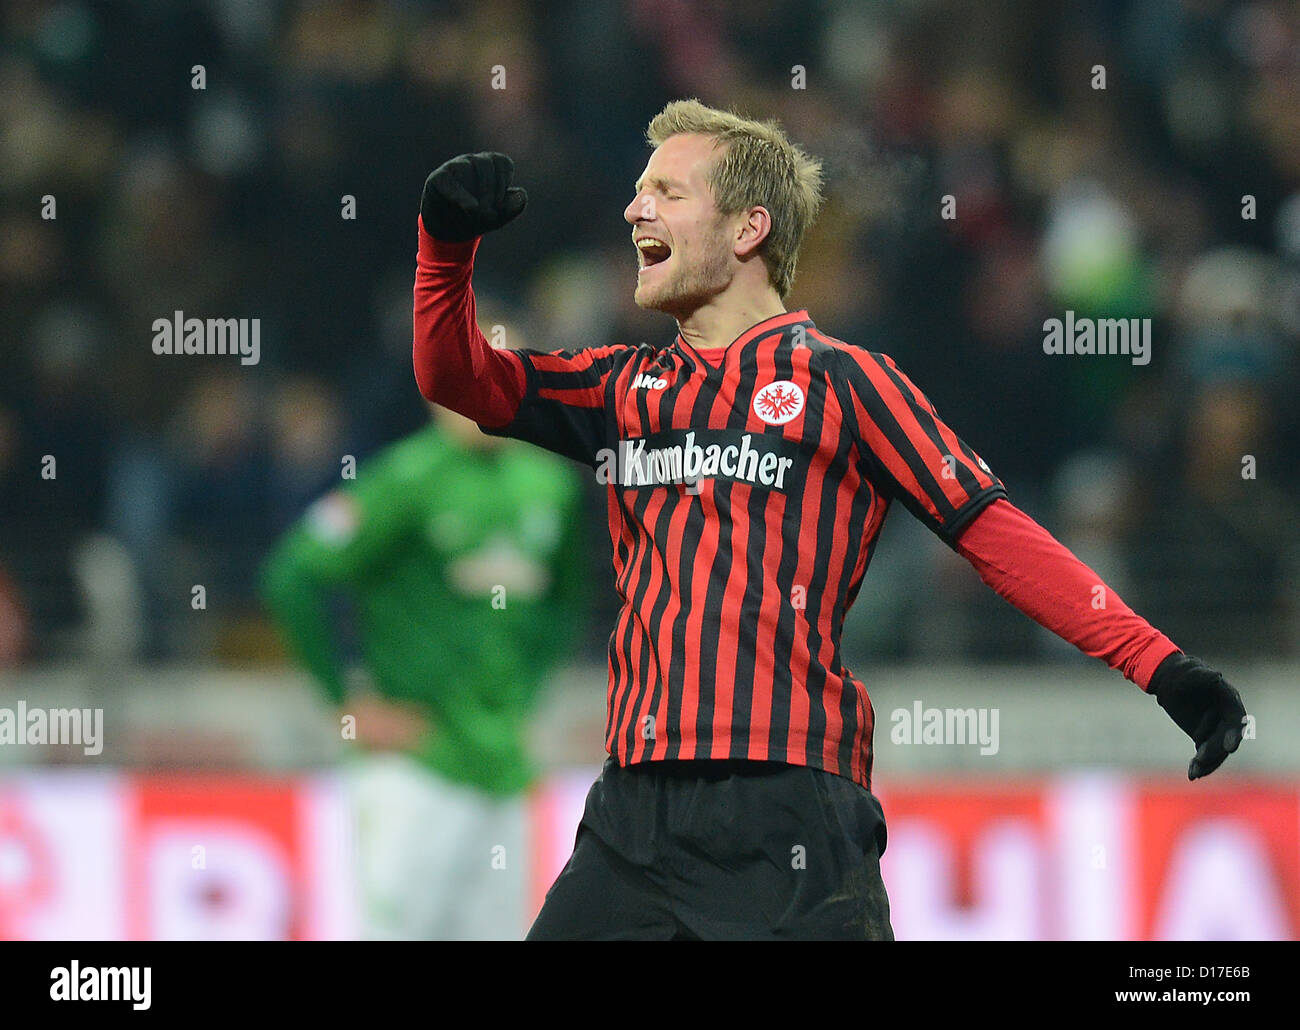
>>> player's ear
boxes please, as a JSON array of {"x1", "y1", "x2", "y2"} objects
[{"x1": 734, "y1": 205, "x2": 771, "y2": 258}]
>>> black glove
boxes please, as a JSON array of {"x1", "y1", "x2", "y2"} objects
[
  {"x1": 420, "y1": 152, "x2": 527, "y2": 242},
  {"x1": 1149, "y1": 652, "x2": 1247, "y2": 780}
]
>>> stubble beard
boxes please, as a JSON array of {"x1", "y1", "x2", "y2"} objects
[{"x1": 636, "y1": 241, "x2": 732, "y2": 320}]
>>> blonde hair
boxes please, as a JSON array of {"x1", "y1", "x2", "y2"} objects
[{"x1": 646, "y1": 98, "x2": 824, "y2": 299}]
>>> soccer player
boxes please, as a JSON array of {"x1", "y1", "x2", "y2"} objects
[
  {"x1": 259, "y1": 404, "x2": 589, "y2": 939},
  {"x1": 411, "y1": 99, "x2": 1248, "y2": 940}
]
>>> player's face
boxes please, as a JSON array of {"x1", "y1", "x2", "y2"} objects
[{"x1": 624, "y1": 134, "x2": 735, "y2": 317}]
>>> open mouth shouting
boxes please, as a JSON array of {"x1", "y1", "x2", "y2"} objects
[{"x1": 634, "y1": 233, "x2": 673, "y2": 276}]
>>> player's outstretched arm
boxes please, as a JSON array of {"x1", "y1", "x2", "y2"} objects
[
  {"x1": 413, "y1": 152, "x2": 528, "y2": 424},
  {"x1": 955, "y1": 498, "x2": 1248, "y2": 780},
  {"x1": 832, "y1": 349, "x2": 1247, "y2": 780}
]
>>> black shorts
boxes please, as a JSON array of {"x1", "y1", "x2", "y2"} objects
[{"x1": 527, "y1": 756, "x2": 893, "y2": 940}]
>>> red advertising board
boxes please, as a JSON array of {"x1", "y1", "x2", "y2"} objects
[{"x1": 1, "y1": 769, "x2": 1295, "y2": 939}]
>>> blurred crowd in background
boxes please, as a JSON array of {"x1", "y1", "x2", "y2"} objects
[{"x1": 2, "y1": 0, "x2": 1298, "y2": 669}]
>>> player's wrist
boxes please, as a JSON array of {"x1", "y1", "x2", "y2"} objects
[
  {"x1": 418, "y1": 214, "x2": 480, "y2": 260},
  {"x1": 1146, "y1": 650, "x2": 1189, "y2": 698},
  {"x1": 1134, "y1": 639, "x2": 1181, "y2": 693}
]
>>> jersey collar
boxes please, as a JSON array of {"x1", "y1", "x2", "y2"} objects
[{"x1": 674, "y1": 308, "x2": 812, "y2": 364}]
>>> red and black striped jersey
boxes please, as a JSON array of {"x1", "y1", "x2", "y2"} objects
[{"x1": 414, "y1": 228, "x2": 1005, "y2": 790}]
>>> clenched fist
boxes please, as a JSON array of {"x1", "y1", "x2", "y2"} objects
[{"x1": 420, "y1": 151, "x2": 528, "y2": 242}]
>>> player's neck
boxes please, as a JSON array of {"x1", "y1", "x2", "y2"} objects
[{"x1": 676, "y1": 289, "x2": 786, "y2": 352}]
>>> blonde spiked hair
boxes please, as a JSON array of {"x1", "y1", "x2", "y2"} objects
[{"x1": 645, "y1": 98, "x2": 825, "y2": 299}]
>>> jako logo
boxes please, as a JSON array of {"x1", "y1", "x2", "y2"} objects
[
  {"x1": 50, "y1": 962, "x2": 151, "y2": 1010},
  {"x1": 634, "y1": 372, "x2": 668, "y2": 390},
  {"x1": 753, "y1": 380, "x2": 804, "y2": 425}
]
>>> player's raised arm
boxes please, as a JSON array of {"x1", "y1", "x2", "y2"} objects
[
  {"x1": 413, "y1": 152, "x2": 529, "y2": 424},
  {"x1": 413, "y1": 152, "x2": 633, "y2": 467}
]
